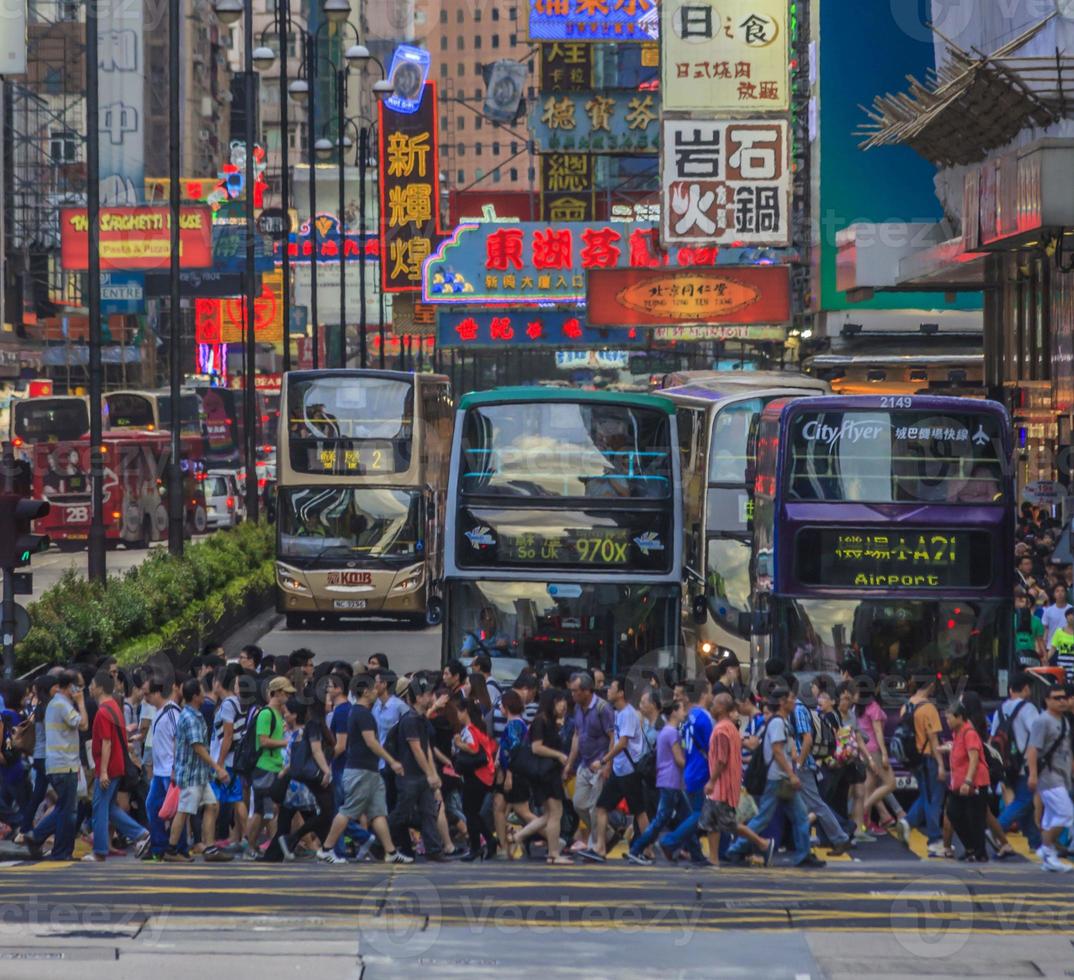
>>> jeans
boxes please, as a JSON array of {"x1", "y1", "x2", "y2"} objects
[
  {"x1": 20, "y1": 759, "x2": 48, "y2": 834},
  {"x1": 729, "y1": 779, "x2": 812, "y2": 865},
  {"x1": 631, "y1": 788, "x2": 688, "y2": 856},
  {"x1": 28, "y1": 771, "x2": 79, "y2": 860},
  {"x1": 92, "y1": 776, "x2": 147, "y2": 856},
  {"x1": 798, "y1": 768, "x2": 849, "y2": 846},
  {"x1": 998, "y1": 773, "x2": 1042, "y2": 850},
  {"x1": 145, "y1": 775, "x2": 175, "y2": 856},
  {"x1": 906, "y1": 757, "x2": 945, "y2": 844},
  {"x1": 657, "y1": 788, "x2": 706, "y2": 862}
]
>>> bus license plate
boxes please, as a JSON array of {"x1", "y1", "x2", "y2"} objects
[{"x1": 333, "y1": 599, "x2": 367, "y2": 610}]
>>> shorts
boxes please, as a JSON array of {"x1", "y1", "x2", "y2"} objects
[
  {"x1": 573, "y1": 765, "x2": 604, "y2": 814},
  {"x1": 250, "y1": 767, "x2": 279, "y2": 817},
  {"x1": 698, "y1": 799, "x2": 739, "y2": 835},
  {"x1": 596, "y1": 771, "x2": 645, "y2": 814},
  {"x1": 211, "y1": 767, "x2": 243, "y2": 805},
  {"x1": 339, "y1": 768, "x2": 387, "y2": 821},
  {"x1": 502, "y1": 771, "x2": 530, "y2": 805},
  {"x1": 177, "y1": 783, "x2": 218, "y2": 816},
  {"x1": 1040, "y1": 786, "x2": 1074, "y2": 831}
]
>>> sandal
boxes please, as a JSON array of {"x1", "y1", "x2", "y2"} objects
[
  {"x1": 996, "y1": 844, "x2": 1016, "y2": 859},
  {"x1": 547, "y1": 855, "x2": 573, "y2": 865},
  {"x1": 943, "y1": 847, "x2": 956, "y2": 859}
]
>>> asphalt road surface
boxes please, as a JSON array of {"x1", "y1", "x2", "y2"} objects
[
  {"x1": 0, "y1": 854, "x2": 1073, "y2": 979},
  {"x1": 257, "y1": 615, "x2": 442, "y2": 676}
]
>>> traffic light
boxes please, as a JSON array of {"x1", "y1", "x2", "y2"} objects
[{"x1": 0, "y1": 493, "x2": 50, "y2": 568}]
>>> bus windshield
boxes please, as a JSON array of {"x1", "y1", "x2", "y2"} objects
[
  {"x1": 460, "y1": 401, "x2": 671, "y2": 499},
  {"x1": 287, "y1": 377, "x2": 413, "y2": 475},
  {"x1": 786, "y1": 409, "x2": 1006, "y2": 504},
  {"x1": 105, "y1": 393, "x2": 154, "y2": 429},
  {"x1": 777, "y1": 597, "x2": 1005, "y2": 696},
  {"x1": 708, "y1": 397, "x2": 765, "y2": 483},
  {"x1": 160, "y1": 394, "x2": 203, "y2": 435},
  {"x1": 14, "y1": 399, "x2": 88, "y2": 443},
  {"x1": 278, "y1": 487, "x2": 420, "y2": 561}
]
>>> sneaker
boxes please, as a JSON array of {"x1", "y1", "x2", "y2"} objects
[
  {"x1": 690, "y1": 858, "x2": 716, "y2": 868},
  {"x1": 828, "y1": 840, "x2": 852, "y2": 856},
  {"x1": 577, "y1": 848, "x2": 606, "y2": 863},
  {"x1": 855, "y1": 829, "x2": 877, "y2": 843},
  {"x1": 385, "y1": 850, "x2": 415, "y2": 865},
  {"x1": 1041, "y1": 853, "x2": 1073, "y2": 873},
  {"x1": 317, "y1": 848, "x2": 348, "y2": 865},
  {"x1": 927, "y1": 842, "x2": 947, "y2": 858},
  {"x1": 202, "y1": 846, "x2": 233, "y2": 863},
  {"x1": 134, "y1": 834, "x2": 152, "y2": 860},
  {"x1": 798, "y1": 853, "x2": 827, "y2": 869},
  {"x1": 163, "y1": 850, "x2": 187, "y2": 863},
  {"x1": 242, "y1": 845, "x2": 261, "y2": 862},
  {"x1": 626, "y1": 851, "x2": 653, "y2": 866},
  {"x1": 278, "y1": 836, "x2": 295, "y2": 862},
  {"x1": 81, "y1": 853, "x2": 105, "y2": 862},
  {"x1": 764, "y1": 838, "x2": 777, "y2": 867},
  {"x1": 895, "y1": 818, "x2": 911, "y2": 847}
]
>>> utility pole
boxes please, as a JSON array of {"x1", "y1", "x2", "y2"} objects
[
  {"x1": 86, "y1": 0, "x2": 105, "y2": 584},
  {"x1": 243, "y1": 1, "x2": 259, "y2": 521},
  {"x1": 279, "y1": 0, "x2": 292, "y2": 374},
  {"x1": 337, "y1": 69, "x2": 346, "y2": 369},
  {"x1": 307, "y1": 33, "x2": 319, "y2": 371},
  {"x1": 358, "y1": 125, "x2": 367, "y2": 369},
  {"x1": 167, "y1": 0, "x2": 184, "y2": 556}
]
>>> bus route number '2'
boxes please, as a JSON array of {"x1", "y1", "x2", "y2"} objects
[{"x1": 575, "y1": 537, "x2": 629, "y2": 564}]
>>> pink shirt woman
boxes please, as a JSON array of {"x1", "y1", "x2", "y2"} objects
[{"x1": 857, "y1": 698, "x2": 886, "y2": 754}]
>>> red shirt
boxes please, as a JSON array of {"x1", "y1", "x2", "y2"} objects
[
  {"x1": 949, "y1": 725, "x2": 990, "y2": 791},
  {"x1": 707, "y1": 718, "x2": 742, "y2": 808},
  {"x1": 92, "y1": 698, "x2": 129, "y2": 779},
  {"x1": 465, "y1": 723, "x2": 496, "y2": 787}
]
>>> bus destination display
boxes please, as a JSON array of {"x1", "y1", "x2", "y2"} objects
[
  {"x1": 795, "y1": 527, "x2": 993, "y2": 589},
  {"x1": 458, "y1": 508, "x2": 670, "y2": 573}
]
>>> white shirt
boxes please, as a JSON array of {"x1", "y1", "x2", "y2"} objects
[
  {"x1": 150, "y1": 700, "x2": 181, "y2": 779},
  {"x1": 1042, "y1": 603, "x2": 1072, "y2": 647},
  {"x1": 612, "y1": 703, "x2": 645, "y2": 777}
]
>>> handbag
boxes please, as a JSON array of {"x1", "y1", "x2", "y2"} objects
[
  {"x1": 626, "y1": 745, "x2": 656, "y2": 783},
  {"x1": 269, "y1": 772, "x2": 290, "y2": 805},
  {"x1": 845, "y1": 758, "x2": 868, "y2": 785},
  {"x1": 289, "y1": 730, "x2": 322, "y2": 784},
  {"x1": 11, "y1": 717, "x2": 35, "y2": 755},
  {"x1": 510, "y1": 743, "x2": 559, "y2": 783},
  {"x1": 158, "y1": 782, "x2": 180, "y2": 821}
]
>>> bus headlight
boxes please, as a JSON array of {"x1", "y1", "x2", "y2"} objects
[
  {"x1": 278, "y1": 572, "x2": 310, "y2": 595},
  {"x1": 700, "y1": 641, "x2": 714, "y2": 656},
  {"x1": 391, "y1": 571, "x2": 423, "y2": 594}
]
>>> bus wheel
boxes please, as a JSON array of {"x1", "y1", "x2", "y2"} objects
[
  {"x1": 285, "y1": 613, "x2": 306, "y2": 630},
  {"x1": 193, "y1": 506, "x2": 208, "y2": 534}
]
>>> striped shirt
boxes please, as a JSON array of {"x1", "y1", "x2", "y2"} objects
[
  {"x1": 44, "y1": 693, "x2": 81, "y2": 775},
  {"x1": 173, "y1": 705, "x2": 211, "y2": 789}
]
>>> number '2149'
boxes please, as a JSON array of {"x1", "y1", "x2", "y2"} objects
[{"x1": 881, "y1": 396, "x2": 913, "y2": 409}]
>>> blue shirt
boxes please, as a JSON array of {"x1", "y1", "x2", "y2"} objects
[
  {"x1": 498, "y1": 717, "x2": 527, "y2": 769},
  {"x1": 792, "y1": 702, "x2": 817, "y2": 771},
  {"x1": 680, "y1": 706, "x2": 713, "y2": 793},
  {"x1": 173, "y1": 705, "x2": 211, "y2": 789},
  {"x1": 373, "y1": 695, "x2": 408, "y2": 771}
]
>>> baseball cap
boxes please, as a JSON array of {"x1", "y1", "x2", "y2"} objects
[{"x1": 268, "y1": 676, "x2": 296, "y2": 695}]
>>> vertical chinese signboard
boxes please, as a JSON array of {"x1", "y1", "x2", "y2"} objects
[
  {"x1": 540, "y1": 42, "x2": 594, "y2": 93},
  {"x1": 661, "y1": 0, "x2": 789, "y2": 111},
  {"x1": 660, "y1": 118, "x2": 789, "y2": 246},
  {"x1": 378, "y1": 82, "x2": 441, "y2": 293},
  {"x1": 541, "y1": 154, "x2": 595, "y2": 222}
]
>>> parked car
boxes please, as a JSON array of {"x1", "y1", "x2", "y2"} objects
[{"x1": 204, "y1": 469, "x2": 246, "y2": 529}]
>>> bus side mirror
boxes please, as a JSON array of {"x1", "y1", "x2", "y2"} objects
[
  {"x1": 742, "y1": 610, "x2": 770, "y2": 636},
  {"x1": 691, "y1": 593, "x2": 708, "y2": 625},
  {"x1": 426, "y1": 596, "x2": 444, "y2": 627}
]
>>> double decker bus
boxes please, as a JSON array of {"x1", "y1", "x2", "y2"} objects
[
  {"x1": 103, "y1": 389, "x2": 205, "y2": 440},
  {"x1": 276, "y1": 369, "x2": 453, "y2": 628},
  {"x1": 748, "y1": 394, "x2": 1014, "y2": 699},
  {"x1": 664, "y1": 373, "x2": 830, "y2": 668},
  {"x1": 443, "y1": 388, "x2": 683, "y2": 676},
  {"x1": 9, "y1": 395, "x2": 90, "y2": 459},
  {"x1": 34, "y1": 431, "x2": 208, "y2": 548}
]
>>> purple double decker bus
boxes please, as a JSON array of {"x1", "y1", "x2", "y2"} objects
[{"x1": 748, "y1": 395, "x2": 1014, "y2": 700}]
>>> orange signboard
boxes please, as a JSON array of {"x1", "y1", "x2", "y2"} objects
[
  {"x1": 585, "y1": 266, "x2": 791, "y2": 327},
  {"x1": 60, "y1": 207, "x2": 214, "y2": 271},
  {"x1": 194, "y1": 270, "x2": 284, "y2": 344}
]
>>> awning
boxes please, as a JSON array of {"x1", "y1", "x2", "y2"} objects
[{"x1": 858, "y1": 16, "x2": 1072, "y2": 166}]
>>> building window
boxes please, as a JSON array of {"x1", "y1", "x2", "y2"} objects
[
  {"x1": 456, "y1": 36, "x2": 464, "y2": 50},
  {"x1": 493, "y1": 168, "x2": 501, "y2": 182},
  {"x1": 456, "y1": 8, "x2": 463, "y2": 22},
  {"x1": 491, "y1": 34, "x2": 500, "y2": 47},
  {"x1": 492, "y1": 141, "x2": 500, "y2": 155},
  {"x1": 457, "y1": 62, "x2": 464, "y2": 76},
  {"x1": 510, "y1": 167, "x2": 518, "y2": 181},
  {"x1": 509, "y1": 33, "x2": 516, "y2": 44},
  {"x1": 510, "y1": 6, "x2": 517, "y2": 19},
  {"x1": 458, "y1": 169, "x2": 465, "y2": 183},
  {"x1": 457, "y1": 142, "x2": 465, "y2": 155},
  {"x1": 476, "y1": 168, "x2": 484, "y2": 180},
  {"x1": 474, "y1": 7, "x2": 481, "y2": 19},
  {"x1": 440, "y1": 35, "x2": 447, "y2": 50},
  {"x1": 492, "y1": 7, "x2": 500, "y2": 19},
  {"x1": 458, "y1": 116, "x2": 465, "y2": 130},
  {"x1": 440, "y1": 62, "x2": 448, "y2": 78},
  {"x1": 510, "y1": 141, "x2": 518, "y2": 154},
  {"x1": 475, "y1": 116, "x2": 483, "y2": 130},
  {"x1": 441, "y1": 115, "x2": 448, "y2": 130},
  {"x1": 528, "y1": 166, "x2": 536, "y2": 181},
  {"x1": 474, "y1": 62, "x2": 481, "y2": 75},
  {"x1": 475, "y1": 142, "x2": 483, "y2": 154},
  {"x1": 474, "y1": 35, "x2": 481, "y2": 49},
  {"x1": 44, "y1": 67, "x2": 63, "y2": 95},
  {"x1": 49, "y1": 130, "x2": 77, "y2": 163},
  {"x1": 440, "y1": 8, "x2": 447, "y2": 21}
]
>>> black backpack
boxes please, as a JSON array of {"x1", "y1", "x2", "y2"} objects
[
  {"x1": 742, "y1": 722, "x2": 769, "y2": 798},
  {"x1": 233, "y1": 705, "x2": 272, "y2": 777},
  {"x1": 990, "y1": 699, "x2": 1029, "y2": 783},
  {"x1": 889, "y1": 702, "x2": 923, "y2": 768}
]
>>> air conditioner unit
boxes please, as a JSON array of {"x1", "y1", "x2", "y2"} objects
[{"x1": 199, "y1": 127, "x2": 211, "y2": 140}]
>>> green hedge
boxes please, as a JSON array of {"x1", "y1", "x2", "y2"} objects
[{"x1": 17, "y1": 521, "x2": 275, "y2": 672}]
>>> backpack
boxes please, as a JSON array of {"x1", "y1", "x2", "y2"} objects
[
  {"x1": 889, "y1": 701, "x2": 923, "y2": 768},
  {"x1": 382, "y1": 708, "x2": 414, "y2": 763},
  {"x1": 742, "y1": 722, "x2": 770, "y2": 798},
  {"x1": 232, "y1": 705, "x2": 272, "y2": 777},
  {"x1": 990, "y1": 699, "x2": 1029, "y2": 783},
  {"x1": 807, "y1": 706, "x2": 837, "y2": 762}
]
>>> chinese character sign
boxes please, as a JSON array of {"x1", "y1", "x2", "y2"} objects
[
  {"x1": 437, "y1": 311, "x2": 643, "y2": 348},
  {"x1": 528, "y1": 0, "x2": 659, "y2": 41},
  {"x1": 378, "y1": 83, "x2": 442, "y2": 293},
  {"x1": 540, "y1": 42, "x2": 594, "y2": 93},
  {"x1": 661, "y1": 0, "x2": 789, "y2": 111},
  {"x1": 660, "y1": 119, "x2": 789, "y2": 246},
  {"x1": 423, "y1": 221, "x2": 720, "y2": 305},
  {"x1": 531, "y1": 92, "x2": 660, "y2": 152},
  {"x1": 541, "y1": 154, "x2": 595, "y2": 222},
  {"x1": 194, "y1": 269, "x2": 285, "y2": 344}
]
